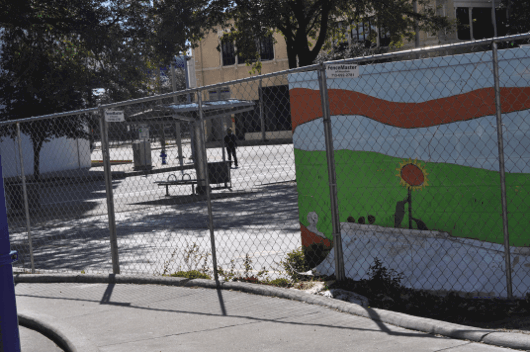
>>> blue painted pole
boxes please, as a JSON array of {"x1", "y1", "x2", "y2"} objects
[{"x1": 0, "y1": 155, "x2": 21, "y2": 352}]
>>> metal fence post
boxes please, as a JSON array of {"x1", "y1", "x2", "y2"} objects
[
  {"x1": 492, "y1": 42, "x2": 513, "y2": 298},
  {"x1": 16, "y1": 123, "x2": 34, "y2": 273},
  {"x1": 197, "y1": 92, "x2": 219, "y2": 282},
  {"x1": 318, "y1": 66, "x2": 345, "y2": 281},
  {"x1": 259, "y1": 79, "x2": 266, "y2": 141},
  {"x1": 0, "y1": 154, "x2": 21, "y2": 352},
  {"x1": 99, "y1": 108, "x2": 120, "y2": 274}
]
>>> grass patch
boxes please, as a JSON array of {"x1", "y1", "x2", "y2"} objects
[{"x1": 170, "y1": 270, "x2": 212, "y2": 280}]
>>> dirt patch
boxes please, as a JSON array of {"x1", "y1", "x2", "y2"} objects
[{"x1": 328, "y1": 277, "x2": 530, "y2": 335}]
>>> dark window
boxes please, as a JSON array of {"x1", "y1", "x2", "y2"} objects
[
  {"x1": 237, "y1": 35, "x2": 274, "y2": 64},
  {"x1": 351, "y1": 19, "x2": 376, "y2": 48},
  {"x1": 259, "y1": 35, "x2": 274, "y2": 61},
  {"x1": 456, "y1": 7, "x2": 471, "y2": 40},
  {"x1": 221, "y1": 39, "x2": 236, "y2": 66},
  {"x1": 472, "y1": 7, "x2": 494, "y2": 39},
  {"x1": 237, "y1": 43, "x2": 251, "y2": 64},
  {"x1": 495, "y1": 8, "x2": 508, "y2": 36},
  {"x1": 379, "y1": 26, "x2": 391, "y2": 47}
]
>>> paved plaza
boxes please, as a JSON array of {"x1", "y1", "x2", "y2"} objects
[{"x1": 8, "y1": 142, "x2": 301, "y2": 276}]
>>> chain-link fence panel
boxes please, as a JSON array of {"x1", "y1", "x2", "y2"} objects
[
  {"x1": 284, "y1": 69, "x2": 343, "y2": 275},
  {"x1": 4, "y1": 33, "x2": 530, "y2": 297},
  {"x1": 1, "y1": 124, "x2": 31, "y2": 271},
  {"x1": 99, "y1": 91, "x2": 215, "y2": 276},
  {"x1": 201, "y1": 74, "x2": 303, "y2": 279},
  {"x1": 297, "y1": 44, "x2": 530, "y2": 298},
  {"x1": 2, "y1": 112, "x2": 116, "y2": 274}
]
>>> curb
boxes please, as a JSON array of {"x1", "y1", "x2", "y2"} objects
[
  {"x1": 15, "y1": 274, "x2": 530, "y2": 351},
  {"x1": 18, "y1": 311, "x2": 99, "y2": 352}
]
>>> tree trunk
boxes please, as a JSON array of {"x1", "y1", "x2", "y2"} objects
[
  {"x1": 287, "y1": 42, "x2": 298, "y2": 69},
  {"x1": 298, "y1": 49, "x2": 319, "y2": 66},
  {"x1": 33, "y1": 139, "x2": 43, "y2": 182}
]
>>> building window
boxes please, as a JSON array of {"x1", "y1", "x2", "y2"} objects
[
  {"x1": 495, "y1": 8, "x2": 508, "y2": 36},
  {"x1": 258, "y1": 35, "x2": 274, "y2": 61},
  {"x1": 456, "y1": 7, "x2": 508, "y2": 40},
  {"x1": 221, "y1": 38, "x2": 236, "y2": 66},
  {"x1": 378, "y1": 26, "x2": 391, "y2": 47},
  {"x1": 351, "y1": 19, "x2": 389, "y2": 48},
  {"x1": 473, "y1": 7, "x2": 494, "y2": 39},
  {"x1": 456, "y1": 7, "x2": 471, "y2": 40},
  {"x1": 209, "y1": 88, "x2": 230, "y2": 101},
  {"x1": 351, "y1": 19, "x2": 384, "y2": 48},
  {"x1": 236, "y1": 35, "x2": 275, "y2": 64}
]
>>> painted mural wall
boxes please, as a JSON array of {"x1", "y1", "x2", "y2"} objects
[{"x1": 289, "y1": 48, "x2": 530, "y2": 297}]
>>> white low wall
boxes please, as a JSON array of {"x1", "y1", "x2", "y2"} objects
[
  {"x1": 0, "y1": 133, "x2": 91, "y2": 178},
  {"x1": 315, "y1": 222, "x2": 530, "y2": 298},
  {"x1": 245, "y1": 130, "x2": 292, "y2": 141}
]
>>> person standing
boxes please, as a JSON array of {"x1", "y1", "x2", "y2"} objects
[{"x1": 224, "y1": 128, "x2": 238, "y2": 168}]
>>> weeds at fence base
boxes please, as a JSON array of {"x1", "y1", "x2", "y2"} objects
[
  {"x1": 329, "y1": 258, "x2": 530, "y2": 331},
  {"x1": 275, "y1": 244, "x2": 330, "y2": 282},
  {"x1": 218, "y1": 254, "x2": 270, "y2": 284},
  {"x1": 161, "y1": 241, "x2": 211, "y2": 278},
  {"x1": 169, "y1": 270, "x2": 211, "y2": 280}
]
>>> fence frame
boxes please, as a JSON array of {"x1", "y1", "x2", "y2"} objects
[{"x1": 3, "y1": 32, "x2": 530, "y2": 297}]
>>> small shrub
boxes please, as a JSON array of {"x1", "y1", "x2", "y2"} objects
[
  {"x1": 367, "y1": 257, "x2": 403, "y2": 293},
  {"x1": 279, "y1": 247, "x2": 309, "y2": 281},
  {"x1": 303, "y1": 243, "x2": 331, "y2": 268},
  {"x1": 170, "y1": 270, "x2": 211, "y2": 280}
]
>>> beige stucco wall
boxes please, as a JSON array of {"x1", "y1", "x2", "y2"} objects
[
  {"x1": 192, "y1": 28, "x2": 290, "y2": 101},
  {"x1": 192, "y1": 1, "x2": 459, "y2": 95}
]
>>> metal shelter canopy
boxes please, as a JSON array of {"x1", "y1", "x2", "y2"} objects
[
  {"x1": 124, "y1": 99, "x2": 255, "y2": 123},
  {"x1": 167, "y1": 99, "x2": 255, "y2": 122}
]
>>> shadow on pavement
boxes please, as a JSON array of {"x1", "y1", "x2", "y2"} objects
[
  {"x1": 9, "y1": 183, "x2": 301, "y2": 274},
  {"x1": 15, "y1": 287, "x2": 454, "y2": 340}
]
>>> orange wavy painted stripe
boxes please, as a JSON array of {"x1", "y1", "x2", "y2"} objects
[{"x1": 290, "y1": 87, "x2": 530, "y2": 131}]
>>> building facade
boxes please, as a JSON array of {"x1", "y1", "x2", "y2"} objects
[{"x1": 191, "y1": 0, "x2": 508, "y2": 141}]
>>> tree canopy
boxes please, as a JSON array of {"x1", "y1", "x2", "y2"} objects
[
  {"x1": 0, "y1": 0, "x2": 220, "y2": 179},
  {"x1": 502, "y1": 0, "x2": 530, "y2": 35},
  {"x1": 215, "y1": 0, "x2": 452, "y2": 68}
]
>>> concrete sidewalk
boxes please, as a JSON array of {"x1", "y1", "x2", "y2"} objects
[{"x1": 13, "y1": 276, "x2": 530, "y2": 352}]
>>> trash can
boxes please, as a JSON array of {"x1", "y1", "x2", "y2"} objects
[
  {"x1": 132, "y1": 140, "x2": 152, "y2": 170},
  {"x1": 207, "y1": 161, "x2": 231, "y2": 185}
]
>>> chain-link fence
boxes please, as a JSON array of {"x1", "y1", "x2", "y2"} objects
[{"x1": 3, "y1": 33, "x2": 530, "y2": 298}]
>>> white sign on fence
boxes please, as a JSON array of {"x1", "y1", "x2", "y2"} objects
[
  {"x1": 326, "y1": 64, "x2": 360, "y2": 79},
  {"x1": 105, "y1": 110, "x2": 125, "y2": 122}
]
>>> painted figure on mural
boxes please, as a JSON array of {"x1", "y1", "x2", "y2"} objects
[
  {"x1": 224, "y1": 128, "x2": 238, "y2": 168},
  {"x1": 307, "y1": 212, "x2": 326, "y2": 239}
]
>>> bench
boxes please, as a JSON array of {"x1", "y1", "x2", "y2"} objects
[
  {"x1": 155, "y1": 174, "x2": 200, "y2": 196},
  {"x1": 155, "y1": 161, "x2": 232, "y2": 196}
]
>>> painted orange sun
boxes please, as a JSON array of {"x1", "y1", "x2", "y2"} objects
[{"x1": 396, "y1": 158, "x2": 429, "y2": 191}]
